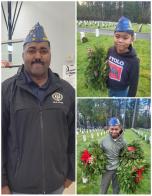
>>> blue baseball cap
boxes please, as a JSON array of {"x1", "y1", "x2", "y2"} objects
[
  {"x1": 108, "y1": 117, "x2": 120, "y2": 126},
  {"x1": 24, "y1": 22, "x2": 50, "y2": 46},
  {"x1": 115, "y1": 16, "x2": 134, "y2": 35}
]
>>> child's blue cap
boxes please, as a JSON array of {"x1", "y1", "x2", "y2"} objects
[
  {"x1": 115, "y1": 16, "x2": 134, "y2": 35},
  {"x1": 108, "y1": 117, "x2": 120, "y2": 126},
  {"x1": 24, "y1": 22, "x2": 50, "y2": 46}
]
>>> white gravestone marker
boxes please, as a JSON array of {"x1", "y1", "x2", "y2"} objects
[
  {"x1": 144, "y1": 135, "x2": 147, "y2": 141},
  {"x1": 91, "y1": 133, "x2": 94, "y2": 139},
  {"x1": 96, "y1": 29, "x2": 100, "y2": 37},
  {"x1": 83, "y1": 135, "x2": 87, "y2": 142},
  {"x1": 80, "y1": 32, "x2": 85, "y2": 42}
]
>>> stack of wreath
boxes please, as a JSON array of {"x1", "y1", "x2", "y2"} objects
[{"x1": 79, "y1": 140, "x2": 149, "y2": 193}]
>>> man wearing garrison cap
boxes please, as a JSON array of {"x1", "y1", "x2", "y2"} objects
[
  {"x1": 100, "y1": 117, "x2": 126, "y2": 194},
  {"x1": 2, "y1": 23, "x2": 75, "y2": 194}
]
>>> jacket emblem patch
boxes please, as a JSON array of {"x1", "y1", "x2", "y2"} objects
[{"x1": 52, "y1": 92, "x2": 63, "y2": 104}]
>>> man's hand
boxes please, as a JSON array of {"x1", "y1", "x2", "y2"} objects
[
  {"x1": 2, "y1": 185, "x2": 11, "y2": 194},
  {"x1": 64, "y1": 179, "x2": 73, "y2": 188}
]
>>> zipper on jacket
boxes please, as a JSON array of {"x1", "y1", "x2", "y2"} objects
[
  {"x1": 14, "y1": 156, "x2": 20, "y2": 177},
  {"x1": 40, "y1": 108, "x2": 46, "y2": 194}
]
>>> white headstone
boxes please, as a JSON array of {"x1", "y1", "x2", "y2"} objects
[
  {"x1": 97, "y1": 132, "x2": 99, "y2": 137},
  {"x1": 149, "y1": 136, "x2": 151, "y2": 143},
  {"x1": 82, "y1": 176, "x2": 88, "y2": 184},
  {"x1": 80, "y1": 32, "x2": 85, "y2": 42},
  {"x1": 134, "y1": 33, "x2": 137, "y2": 41},
  {"x1": 91, "y1": 133, "x2": 94, "y2": 139},
  {"x1": 96, "y1": 29, "x2": 100, "y2": 37},
  {"x1": 101, "y1": 132, "x2": 102, "y2": 136},
  {"x1": 83, "y1": 135, "x2": 87, "y2": 142},
  {"x1": 145, "y1": 135, "x2": 147, "y2": 141}
]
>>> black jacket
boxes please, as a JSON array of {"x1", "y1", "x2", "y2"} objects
[
  {"x1": 2, "y1": 66, "x2": 75, "y2": 193},
  {"x1": 107, "y1": 46, "x2": 139, "y2": 97}
]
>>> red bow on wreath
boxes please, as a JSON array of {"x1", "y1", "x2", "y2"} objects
[
  {"x1": 128, "y1": 146, "x2": 136, "y2": 152},
  {"x1": 81, "y1": 150, "x2": 91, "y2": 164},
  {"x1": 134, "y1": 167, "x2": 145, "y2": 183}
]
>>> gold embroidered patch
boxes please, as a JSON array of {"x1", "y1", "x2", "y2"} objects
[{"x1": 52, "y1": 92, "x2": 63, "y2": 103}]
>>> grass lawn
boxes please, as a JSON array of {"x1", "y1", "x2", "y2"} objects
[
  {"x1": 77, "y1": 129, "x2": 151, "y2": 194},
  {"x1": 77, "y1": 33, "x2": 150, "y2": 97}
]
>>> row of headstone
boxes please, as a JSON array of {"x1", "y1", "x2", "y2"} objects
[
  {"x1": 78, "y1": 20, "x2": 116, "y2": 28},
  {"x1": 78, "y1": 20, "x2": 149, "y2": 33},
  {"x1": 78, "y1": 127, "x2": 104, "y2": 133},
  {"x1": 132, "y1": 128, "x2": 150, "y2": 143},
  {"x1": 139, "y1": 128, "x2": 150, "y2": 132},
  {"x1": 80, "y1": 29, "x2": 100, "y2": 41},
  {"x1": 81, "y1": 130, "x2": 108, "y2": 142}
]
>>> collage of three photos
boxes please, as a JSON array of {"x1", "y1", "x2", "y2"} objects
[{"x1": 1, "y1": 1, "x2": 151, "y2": 194}]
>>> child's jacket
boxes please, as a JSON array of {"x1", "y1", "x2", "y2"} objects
[{"x1": 107, "y1": 46, "x2": 139, "y2": 97}]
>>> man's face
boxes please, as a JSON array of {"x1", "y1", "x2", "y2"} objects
[
  {"x1": 109, "y1": 125, "x2": 121, "y2": 139},
  {"x1": 22, "y1": 42, "x2": 51, "y2": 77},
  {"x1": 114, "y1": 32, "x2": 133, "y2": 54}
]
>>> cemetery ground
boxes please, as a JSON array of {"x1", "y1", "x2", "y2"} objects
[
  {"x1": 77, "y1": 129, "x2": 151, "y2": 194},
  {"x1": 77, "y1": 22, "x2": 151, "y2": 33},
  {"x1": 77, "y1": 33, "x2": 150, "y2": 97}
]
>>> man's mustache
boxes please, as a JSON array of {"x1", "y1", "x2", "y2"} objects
[{"x1": 31, "y1": 60, "x2": 44, "y2": 65}]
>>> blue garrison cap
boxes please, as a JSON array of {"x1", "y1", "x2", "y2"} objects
[
  {"x1": 115, "y1": 16, "x2": 134, "y2": 35},
  {"x1": 108, "y1": 117, "x2": 120, "y2": 126},
  {"x1": 24, "y1": 22, "x2": 50, "y2": 46}
]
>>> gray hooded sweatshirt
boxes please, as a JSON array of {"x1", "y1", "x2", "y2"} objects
[{"x1": 100, "y1": 130, "x2": 126, "y2": 170}]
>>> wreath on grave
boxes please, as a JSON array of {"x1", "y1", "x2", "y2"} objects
[
  {"x1": 117, "y1": 140, "x2": 150, "y2": 193},
  {"x1": 79, "y1": 142, "x2": 107, "y2": 183},
  {"x1": 85, "y1": 46, "x2": 109, "y2": 90},
  {"x1": 82, "y1": 36, "x2": 88, "y2": 43}
]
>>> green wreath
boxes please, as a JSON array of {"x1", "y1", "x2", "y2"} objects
[
  {"x1": 85, "y1": 46, "x2": 109, "y2": 90},
  {"x1": 117, "y1": 140, "x2": 150, "y2": 193},
  {"x1": 79, "y1": 142, "x2": 107, "y2": 181}
]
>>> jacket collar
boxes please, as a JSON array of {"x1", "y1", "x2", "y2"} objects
[{"x1": 16, "y1": 65, "x2": 62, "y2": 95}]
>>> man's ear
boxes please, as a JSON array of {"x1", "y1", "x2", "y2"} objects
[{"x1": 118, "y1": 125, "x2": 122, "y2": 130}]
